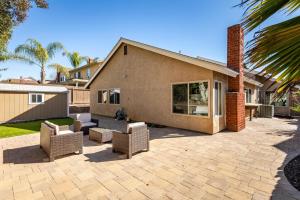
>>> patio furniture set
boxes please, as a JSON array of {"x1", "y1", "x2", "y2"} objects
[{"x1": 40, "y1": 114, "x2": 150, "y2": 161}]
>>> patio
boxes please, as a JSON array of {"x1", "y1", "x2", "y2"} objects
[{"x1": 0, "y1": 117, "x2": 299, "y2": 200}]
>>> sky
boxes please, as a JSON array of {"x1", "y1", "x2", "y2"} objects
[{"x1": 0, "y1": 0, "x2": 296, "y2": 80}]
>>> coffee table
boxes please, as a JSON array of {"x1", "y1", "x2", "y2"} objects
[{"x1": 89, "y1": 128, "x2": 113, "y2": 143}]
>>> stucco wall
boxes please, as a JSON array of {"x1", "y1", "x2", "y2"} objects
[
  {"x1": 90, "y1": 44, "x2": 216, "y2": 134},
  {"x1": 0, "y1": 92, "x2": 68, "y2": 123},
  {"x1": 70, "y1": 64, "x2": 99, "y2": 80}
]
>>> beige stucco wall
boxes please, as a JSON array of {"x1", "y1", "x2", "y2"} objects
[
  {"x1": 0, "y1": 92, "x2": 68, "y2": 123},
  {"x1": 90, "y1": 44, "x2": 217, "y2": 134}
]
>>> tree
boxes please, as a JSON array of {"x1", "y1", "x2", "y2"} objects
[
  {"x1": 48, "y1": 63, "x2": 69, "y2": 83},
  {"x1": 13, "y1": 39, "x2": 64, "y2": 84},
  {"x1": 239, "y1": 0, "x2": 300, "y2": 94},
  {"x1": 64, "y1": 51, "x2": 87, "y2": 68},
  {"x1": 0, "y1": 0, "x2": 48, "y2": 53}
]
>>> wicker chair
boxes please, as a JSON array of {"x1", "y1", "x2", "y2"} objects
[
  {"x1": 40, "y1": 123, "x2": 83, "y2": 161},
  {"x1": 112, "y1": 123, "x2": 149, "y2": 159},
  {"x1": 73, "y1": 113, "x2": 98, "y2": 135}
]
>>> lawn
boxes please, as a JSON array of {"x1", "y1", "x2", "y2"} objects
[{"x1": 0, "y1": 118, "x2": 74, "y2": 138}]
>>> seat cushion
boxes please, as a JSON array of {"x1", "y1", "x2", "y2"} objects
[
  {"x1": 45, "y1": 121, "x2": 59, "y2": 135},
  {"x1": 57, "y1": 130, "x2": 74, "y2": 135},
  {"x1": 81, "y1": 122, "x2": 97, "y2": 127},
  {"x1": 76, "y1": 113, "x2": 91, "y2": 123},
  {"x1": 127, "y1": 122, "x2": 145, "y2": 133}
]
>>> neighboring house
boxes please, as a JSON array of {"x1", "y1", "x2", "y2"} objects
[
  {"x1": 245, "y1": 69, "x2": 300, "y2": 117},
  {"x1": 1, "y1": 76, "x2": 39, "y2": 84},
  {"x1": 58, "y1": 61, "x2": 103, "y2": 87},
  {"x1": 0, "y1": 83, "x2": 68, "y2": 123},
  {"x1": 86, "y1": 24, "x2": 260, "y2": 134}
]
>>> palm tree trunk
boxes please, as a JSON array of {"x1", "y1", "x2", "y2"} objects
[{"x1": 41, "y1": 66, "x2": 46, "y2": 84}]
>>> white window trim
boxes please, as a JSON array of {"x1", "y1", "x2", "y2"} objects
[
  {"x1": 97, "y1": 90, "x2": 108, "y2": 104},
  {"x1": 244, "y1": 88, "x2": 252, "y2": 103},
  {"x1": 171, "y1": 80, "x2": 210, "y2": 118},
  {"x1": 86, "y1": 68, "x2": 91, "y2": 79},
  {"x1": 108, "y1": 88, "x2": 121, "y2": 105},
  {"x1": 29, "y1": 93, "x2": 45, "y2": 105},
  {"x1": 214, "y1": 80, "x2": 223, "y2": 117}
]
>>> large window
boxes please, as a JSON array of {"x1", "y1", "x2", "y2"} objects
[
  {"x1": 214, "y1": 81, "x2": 222, "y2": 116},
  {"x1": 75, "y1": 71, "x2": 81, "y2": 79},
  {"x1": 29, "y1": 93, "x2": 44, "y2": 104},
  {"x1": 244, "y1": 88, "x2": 252, "y2": 103},
  {"x1": 109, "y1": 89, "x2": 120, "y2": 104},
  {"x1": 272, "y1": 93, "x2": 288, "y2": 107},
  {"x1": 97, "y1": 90, "x2": 107, "y2": 104},
  {"x1": 172, "y1": 81, "x2": 209, "y2": 116}
]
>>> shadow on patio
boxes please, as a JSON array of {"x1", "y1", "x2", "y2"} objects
[{"x1": 271, "y1": 119, "x2": 300, "y2": 199}]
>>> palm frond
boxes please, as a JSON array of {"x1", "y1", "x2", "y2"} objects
[
  {"x1": 46, "y1": 42, "x2": 64, "y2": 59},
  {"x1": 65, "y1": 51, "x2": 86, "y2": 68},
  {"x1": 48, "y1": 63, "x2": 69, "y2": 76},
  {"x1": 246, "y1": 16, "x2": 300, "y2": 94},
  {"x1": 239, "y1": 0, "x2": 300, "y2": 32}
]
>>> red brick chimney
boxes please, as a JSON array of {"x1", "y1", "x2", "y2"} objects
[{"x1": 226, "y1": 24, "x2": 245, "y2": 132}]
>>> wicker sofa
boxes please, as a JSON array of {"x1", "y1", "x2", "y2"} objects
[
  {"x1": 40, "y1": 122, "x2": 83, "y2": 161},
  {"x1": 112, "y1": 122, "x2": 149, "y2": 159},
  {"x1": 74, "y1": 113, "x2": 98, "y2": 135}
]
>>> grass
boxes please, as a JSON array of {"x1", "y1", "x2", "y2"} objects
[{"x1": 0, "y1": 118, "x2": 74, "y2": 138}]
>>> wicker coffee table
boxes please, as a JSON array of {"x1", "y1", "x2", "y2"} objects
[{"x1": 89, "y1": 128, "x2": 113, "y2": 143}]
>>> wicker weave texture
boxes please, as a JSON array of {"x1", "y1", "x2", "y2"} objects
[{"x1": 89, "y1": 128, "x2": 112, "y2": 143}]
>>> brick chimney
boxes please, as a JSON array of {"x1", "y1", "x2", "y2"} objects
[{"x1": 226, "y1": 24, "x2": 245, "y2": 132}]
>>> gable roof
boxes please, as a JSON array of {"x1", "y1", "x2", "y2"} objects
[{"x1": 85, "y1": 38, "x2": 239, "y2": 88}]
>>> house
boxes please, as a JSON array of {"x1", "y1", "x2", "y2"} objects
[
  {"x1": 1, "y1": 76, "x2": 39, "y2": 84},
  {"x1": 0, "y1": 83, "x2": 69, "y2": 123},
  {"x1": 245, "y1": 69, "x2": 300, "y2": 117},
  {"x1": 85, "y1": 24, "x2": 261, "y2": 134},
  {"x1": 58, "y1": 61, "x2": 103, "y2": 87}
]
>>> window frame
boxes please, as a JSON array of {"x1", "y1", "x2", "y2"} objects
[
  {"x1": 86, "y1": 68, "x2": 91, "y2": 79},
  {"x1": 171, "y1": 80, "x2": 210, "y2": 118},
  {"x1": 244, "y1": 88, "x2": 252, "y2": 103},
  {"x1": 29, "y1": 93, "x2": 45, "y2": 105},
  {"x1": 97, "y1": 90, "x2": 108, "y2": 104},
  {"x1": 214, "y1": 81, "x2": 223, "y2": 117},
  {"x1": 108, "y1": 88, "x2": 120, "y2": 105}
]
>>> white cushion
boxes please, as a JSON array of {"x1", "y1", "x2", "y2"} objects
[
  {"x1": 81, "y1": 122, "x2": 97, "y2": 127},
  {"x1": 45, "y1": 121, "x2": 59, "y2": 135},
  {"x1": 127, "y1": 122, "x2": 145, "y2": 133},
  {"x1": 57, "y1": 130, "x2": 74, "y2": 135},
  {"x1": 76, "y1": 113, "x2": 91, "y2": 123}
]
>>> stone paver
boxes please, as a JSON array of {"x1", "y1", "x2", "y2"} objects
[{"x1": 0, "y1": 117, "x2": 300, "y2": 199}]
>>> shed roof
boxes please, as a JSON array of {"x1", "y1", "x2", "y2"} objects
[{"x1": 0, "y1": 83, "x2": 68, "y2": 93}]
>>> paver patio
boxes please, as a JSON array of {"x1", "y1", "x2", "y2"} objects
[{"x1": 0, "y1": 117, "x2": 299, "y2": 200}]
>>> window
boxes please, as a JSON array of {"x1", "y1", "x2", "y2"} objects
[
  {"x1": 214, "y1": 81, "x2": 222, "y2": 116},
  {"x1": 97, "y1": 90, "x2": 108, "y2": 104},
  {"x1": 172, "y1": 81, "x2": 209, "y2": 116},
  {"x1": 60, "y1": 75, "x2": 66, "y2": 82},
  {"x1": 29, "y1": 93, "x2": 44, "y2": 104},
  {"x1": 244, "y1": 88, "x2": 252, "y2": 103},
  {"x1": 86, "y1": 69, "x2": 91, "y2": 79},
  {"x1": 124, "y1": 45, "x2": 127, "y2": 55},
  {"x1": 109, "y1": 89, "x2": 120, "y2": 104},
  {"x1": 75, "y1": 71, "x2": 81, "y2": 79}
]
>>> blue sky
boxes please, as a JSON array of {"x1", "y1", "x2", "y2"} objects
[{"x1": 0, "y1": 0, "x2": 295, "y2": 80}]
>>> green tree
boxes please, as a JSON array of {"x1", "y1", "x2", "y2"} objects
[
  {"x1": 13, "y1": 39, "x2": 64, "y2": 84},
  {"x1": 64, "y1": 51, "x2": 88, "y2": 68},
  {"x1": 48, "y1": 63, "x2": 69, "y2": 83},
  {"x1": 0, "y1": 0, "x2": 48, "y2": 53},
  {"x1": 239, "y1": 0, "x2": 300, "y2": 94}
]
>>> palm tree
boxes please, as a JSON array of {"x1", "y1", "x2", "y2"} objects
[
  {"x1": 64, "y1": 51, "x2": 87, "y2": 68},
  {"x1": 48, "y1": 63, "x2": 69, "y2": 83},
  {"x1": 239, "y1": 0, "x2": 300, "y2": 94},
  {"x1": 13, "y1": 39, "x2": 64, "y2": 84}
]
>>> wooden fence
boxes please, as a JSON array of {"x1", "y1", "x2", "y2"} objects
[{"x1": 69, "y1": 88, "x2": 90, "y2": 105}]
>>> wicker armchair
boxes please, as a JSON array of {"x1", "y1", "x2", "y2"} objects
[
  {"x1": 40, "y1": 123, "x2": 83, "y2": 161},
  {"x1": 73, "y1": 113, "x2": 98, "y2": 135},
  {"x1": 112, "y1": 123, "x2": 149, "y2": 159}
]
